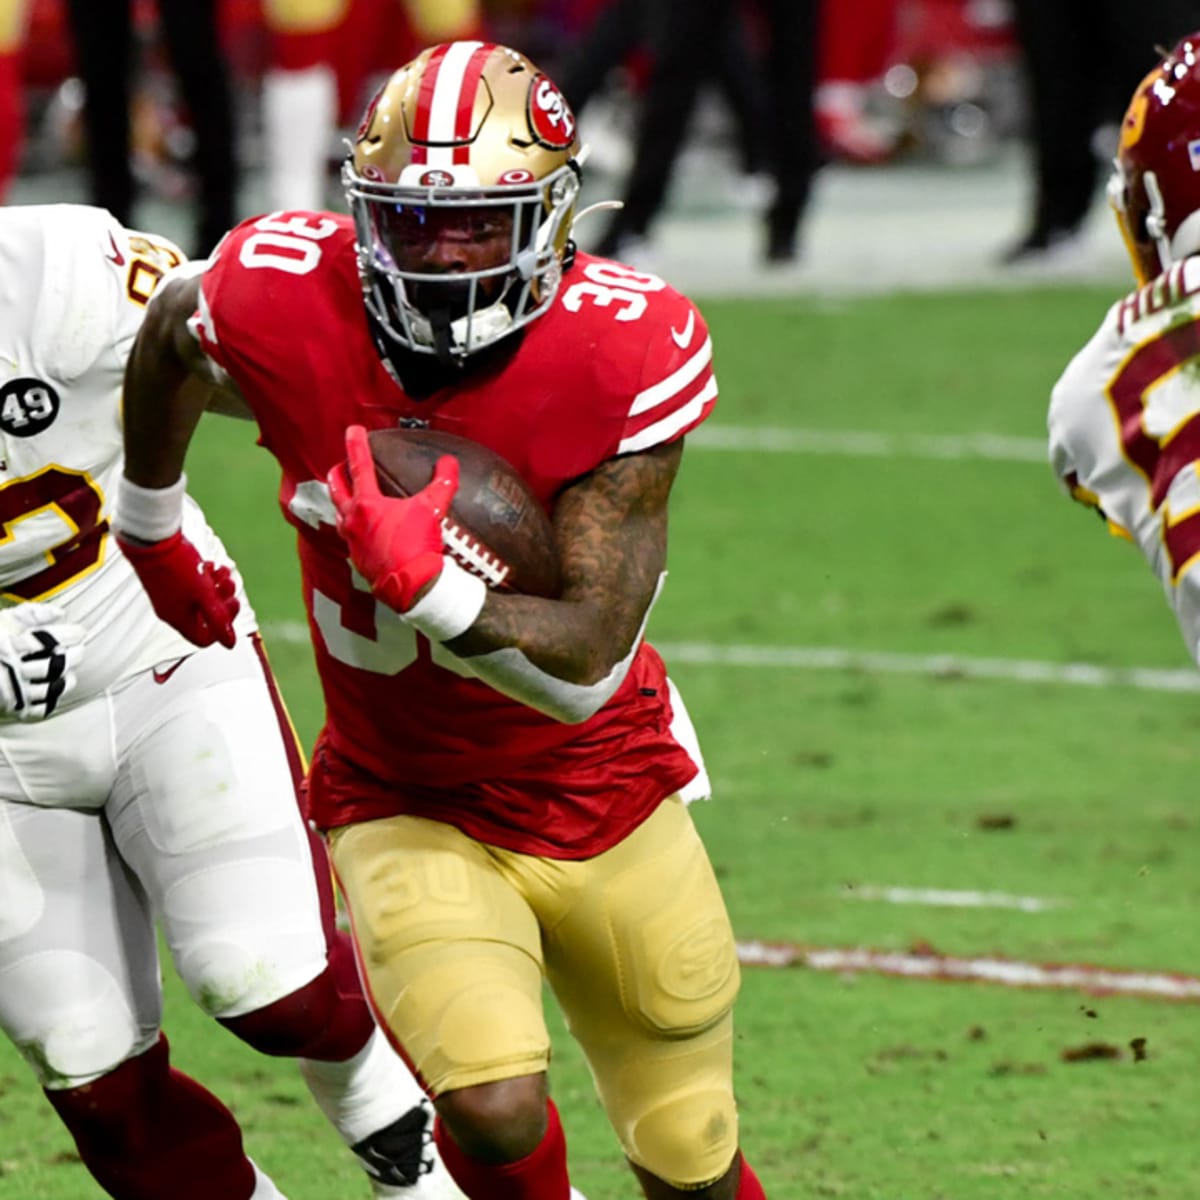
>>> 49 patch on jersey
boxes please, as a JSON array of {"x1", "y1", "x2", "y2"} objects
[{"x1": 0, "y1": 378, "x2": 59, "y2": 438}]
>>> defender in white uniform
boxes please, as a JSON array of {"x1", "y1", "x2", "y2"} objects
[
  {"x1": 1049, "y1": 32, "x2": 1200, "y2": 668},
  {"x1": 0, "y1": 205, "x2": 462, "y2": 1200}
]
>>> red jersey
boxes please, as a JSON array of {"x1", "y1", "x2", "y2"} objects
[{"x1": 193, "y1": 211, "x2": 717, "y2": 857}]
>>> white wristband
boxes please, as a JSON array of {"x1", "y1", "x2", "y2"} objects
[
  {"x1": 114, "y1": 474, "x2": 187, "y2": 543},
  {"x1": 403, "y1": 557, "x2": 487, "y2": 642}
]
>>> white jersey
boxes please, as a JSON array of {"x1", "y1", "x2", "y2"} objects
[
  {"x1": 1048, "y1": 257, "x2": 1200, "y2": 665},
  {"x1": 0, "y1": 204, "x2": 254, "y2": 709}
]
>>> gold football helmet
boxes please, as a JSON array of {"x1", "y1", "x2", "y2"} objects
[{"x1": 343, "y1": 41, "x2": 582, "y2": 364}]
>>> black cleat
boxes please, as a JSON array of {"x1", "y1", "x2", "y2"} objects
[{"x1": 351, "y1": 1101, "x2": 435, "y2": 1189}]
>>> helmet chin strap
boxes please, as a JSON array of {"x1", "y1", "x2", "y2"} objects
[
  {"x1": 427, "y1": 306, "x2": 456, "y2": 366},
  {"x1": 1144, "y1": 170, "x2": 1175, "y2": 274},
  {"x1": 408, "y1": 300, "x2": 515, "y2": 363}
]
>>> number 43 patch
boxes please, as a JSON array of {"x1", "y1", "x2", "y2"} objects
[{"x1": 0, "y1": 378, "x2": 59, "y2": 437}]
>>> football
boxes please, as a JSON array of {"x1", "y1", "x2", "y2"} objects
[{"x1": 366, "y1": 426, "x2": 562, "y2": 598}]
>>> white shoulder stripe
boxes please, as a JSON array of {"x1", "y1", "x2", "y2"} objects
[
  {"x1": 619, "y1": 377, "x2": 718, "y2": 454},
  {"x1": 628, "y1": 336, "x2": 713, "y2": 417}
]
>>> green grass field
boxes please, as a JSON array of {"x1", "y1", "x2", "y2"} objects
[{"x1": 5, "y1": 283, "x2": 1200, "y2": 1199}]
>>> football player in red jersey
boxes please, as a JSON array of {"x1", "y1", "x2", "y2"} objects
[{"x1": 117, "y1": 41, "x2": 769, "y2": 1200}]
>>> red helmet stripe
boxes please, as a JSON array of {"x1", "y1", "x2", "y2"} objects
[
  {"x1": 408, "y1": 40, "x2": 497, "y2": 171},
  {"x1": 410, "y1": 42, "x2": 454, "y2": 162},
  {"x1": 453, "y1": 42, "x2": 497, "y2": 164}
]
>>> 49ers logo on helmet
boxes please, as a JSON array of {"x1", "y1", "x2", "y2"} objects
[
  {"x1": 420, "y1": 170, "x2": 455, "y2": 187},
  {"x1": 528, "y1": 75, "x2": 576, "y2": 150}
]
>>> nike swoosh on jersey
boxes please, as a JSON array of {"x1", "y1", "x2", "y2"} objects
[
  {"x1": 670, "y1": 310, "x2": 696, "y2": 349},
  {"x1": 152, "y1": 656, "x2": 189, "y2": 684},
  {"x1": 106, "y1": 232, "x2": 125, "y2": 266}
]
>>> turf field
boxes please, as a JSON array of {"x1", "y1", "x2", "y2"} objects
[{"x1": 5, "y1": 284, "x2": 1200, "y2": 1199}]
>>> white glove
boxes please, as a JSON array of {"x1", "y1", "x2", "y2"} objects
[{"x1": 0, "y1": 603, "x2": 86, "y2": 720}]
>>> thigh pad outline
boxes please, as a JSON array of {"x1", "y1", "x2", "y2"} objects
[
  {"x1": 0, "y1": 803, "x2": 162, "y2": 1087},
  {"x1": 331, "y1": 816, "x2": 549, "y2": 1094},
  {"x1": 0, "y1": 951, "x2": 157, "y2": 1088},
  {"x1": 598, "y1": 810, "x2": 740, "y2": 1038}
]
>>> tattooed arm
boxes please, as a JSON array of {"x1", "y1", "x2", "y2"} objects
[{"x1": 441, "y1": 438, "x2": 682, "y2": 720}]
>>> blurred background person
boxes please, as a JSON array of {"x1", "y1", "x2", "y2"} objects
[
  {"x1": 815, "y1": 0, "x2": 901, "y2": 165},
  {"x1": 1003, "y1": 0, "x2": 1197, "y2": 266},
  {"x1": 0, "y1": 0, "x2": 29, "y2": 202},
  {"x1": 63, "y1": 0, "x2": 237, "y2": 256},
  {"x1": 261, "y1": 0, "x2": 484, "y2": 213},
  {"x1": 753, "y1": 0, "x2": 822, "y2": 262},
  {"x1": 587, "y1": 0, "x2": 820, "y2": 266},
  {"x1": 553, "y1": 0, "x2": 642, "y2": 119},
  {"x1": 555, "y1": 0, "x2": 771, "y2": 187}
]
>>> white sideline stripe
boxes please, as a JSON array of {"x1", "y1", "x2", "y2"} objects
[
  {"x1": 689, "y1": 425, "x2": 1049, "y2": 464},
  {"x1": 736, "y1": 940, "x2": 1200, "y2": 1001},
  {"x1": 844, "y1": 885, "x2": 1064, "y2": 912},
  {"x1": 655, "y1": 641, "x2": 1200, "y2": 694},
  {"x1": 259, "y1": 623, "x2": 1199, "y2": 694}
]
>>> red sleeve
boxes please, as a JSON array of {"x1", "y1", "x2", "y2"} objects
[
  {"x1": 616, "y1": 290, "x2": 717, "y2": 454},
  {"x1": 192, "y1": 212, "x2": 357, "y2": 379},
  {"x1": 193, "y1": 217, "x2": 274, "y2": 371},
  {"x1": 486, "y1": 256, "x2": 721, "y2": 491},
  {"x1": 559, "y1": 256, "x2": 718, "y2": 456}
]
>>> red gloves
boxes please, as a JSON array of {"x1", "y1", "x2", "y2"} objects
[
  {"x1": 117, "y1": 530, "x2": 240, "y2": 649},
  {"x1": 327, "y1": 424, "x2": 458, "y2": 613}
]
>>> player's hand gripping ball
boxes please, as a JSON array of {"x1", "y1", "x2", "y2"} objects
[{"x1": 329, "y1": 425, "x2": 561, "y2": 611}]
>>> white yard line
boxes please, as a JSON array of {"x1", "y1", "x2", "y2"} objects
[
  {"x1": 259, "y1": 624, "x2": 1198, "y2": 693},
  {"x1": 842, "y1": 885, "x2": 1063, "y2": 912},
  {"x1": 689, "y1": 425, "x2": 1049, "y2": 463},
  {"x1": 655, "y1": 641, "x2": 1200, "y2": 693},
  {"x1": 736, "y1": 940, "x2": 1200, "y2": 1000}
]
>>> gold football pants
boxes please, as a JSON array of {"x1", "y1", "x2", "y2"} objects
[{"x1": 330, "y1": 795, "x2": 742, "y2": 1186}]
